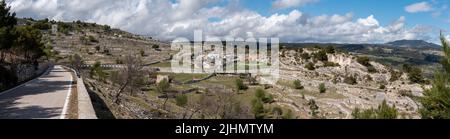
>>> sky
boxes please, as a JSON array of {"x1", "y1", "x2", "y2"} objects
[{"x1": 5, "y1": 0, "x2": 450, "y2": 44}]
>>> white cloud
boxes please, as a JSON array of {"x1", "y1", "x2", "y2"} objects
[
  {"x1": 405, "y1": 2, "x2": 432, "y2": 13},
  {"x1": 5, "y1": 0, "x2": 436, "y2": 43},
  {"x1": 272, "y1": 0, "x2": 317, "y2": 9}
]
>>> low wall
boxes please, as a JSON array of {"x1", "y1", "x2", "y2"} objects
[{"x1": 77, "y1": 77, "x2": 98, "y2": 119}]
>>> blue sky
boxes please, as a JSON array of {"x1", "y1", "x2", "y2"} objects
[
  {"x1": 242, "y1": 0, "x2": 449, "y2": 29},
  {"x1": 7, "y1": 0, "x2": 450, "y2": 43}
]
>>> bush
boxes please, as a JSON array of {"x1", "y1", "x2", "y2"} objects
[
  {"x1": 235, "y1": 79, "x2": 248, "y2": 91},
  {"x1": 379, "y1": 84, "x2": 386, "y2": 90},
  {"x1": 175, "y1": 94, "x2": 188, "y2": 107},
  {"x1": 305, "y1": 62, "x2": 315, "y2": 70},
  {"x1": 357, "y1": 56, "x2": 371, "y2": 67},
  {"x1": 293, "y1": 79, "x2": 304, "y2": 89},
  {"x1": 255, "y1": 88, "x2": 274, "y2": 103},
  {"x1": 408, "y1": 67, "x2": 425, "y2": 84},
  {"x1": 88, "y1": 35, "x2": 98, "y2": 43},
  {"x1": 324, "y1": 61, "x2": 340, "y2": 67},
  {"x1": 344, "y1": 75, "x2": 357, "y2": 85},
  {"x1": 367, "y1": 66, "x2": 377, "y2": 73},
  {"x1": 325, "y1": 45, "x2": 335, "y2": 54},
  {"x1": 389, "y1": 69, "x2": 402, "y2": 82},
  {"x1": 251, "y1": 98, "x2": 265, "y2": 119},
  {"x1": 352, "y1": 100, "x2": 398, "y2": 119},
  {"x1": 313, "y1": 50, "x2": 328, "y2": 61},
  {"x1": 300, "y1": 53, "x2": 310, "y2": 60},
  {"x1": 319, "y1": 83, "x2": 326, "y2": 93}
]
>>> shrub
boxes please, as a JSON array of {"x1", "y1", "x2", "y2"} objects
[
  {"x1": 352, "y1": 100, "x2": 398, "y2": 119},
  {"x1": 251, "y1": 98, "x2": 265, "y2": 119},
  {"x1": 389, "y1": 69, "x2": 402, "y2": 82},
  {"x1": 293, "y1": 79, "x2": 304, "y2": 89},
  {"x1": 313, "y1": 50, "x2": 328, "y2": 61},
  {"x1": 305, "y1": 62, "x2": 315, "y2": 70},
  {"x1": 356, "y1": 56, "x2": 371, "y2": 67},
  {"x1": 324, "y1": 61, "x2": 340, "y2": 67},
  {"x1": 325, "y1": 45, "x2": 335, "y2": 54},
  {"x1": 379, "y1": 84, "x2": 386, "y2": 90},
  {"x1": 319, "y1": 83, "x2": 326, "y2": 93},
  {"x1": 301, "y1": 53, "x2": 311, "y2": 60},
  {"x1": 235, "y1": 79, "x2": 248, "y2": 91},
  {"x1": 344, "y1": 75, "x2": 357, "y2": 85},
  {"x1": 175, "y1": 94, "x2": 188, "y2": 107},
  {"x1": 408, "y1": 67, "x2": 425, "y2": 84},
  {"x1": 367, "y1": 66, "x2": 377, "y2": 73}
]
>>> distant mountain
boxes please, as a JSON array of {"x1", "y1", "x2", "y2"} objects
[{"x1": 386, "y1": 40, "x2": 442, "y2": 49}]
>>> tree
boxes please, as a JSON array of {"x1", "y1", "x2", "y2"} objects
[
  {"x1": 114, "y1": 54, "x2": 144, "y2": 104},
  {"x1": 0, "y1": 1, "x2": 17, "y2": 62},
  {"x1": 176, "y1": 94, "x2": 188, "y2": 107},
  {"x1": 420, "y1": 33, "x2": 450, "y2": 119},
  {"x1": 293, "y1": 79, "x2": 304, "y2": 89},
  {"x1": 352, "y1": 100, "x2": 398, "y2": 119},
  {"x1": 319, "y1": 83, "x2": 326, "y2": 93}
]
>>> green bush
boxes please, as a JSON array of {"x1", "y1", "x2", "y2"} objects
[
  {"x1": 300, "y1": 53, "x2": 310, "y2": 60},
  {"x1": 235, "y1": 79, "x2": 248, "y2": 91},
  {"x1": 313, "y1": 50, "x2": 328, "y2": 61},
  {"x1": 352, "y1": 100, "x2": 398, "y2": 119},
  {"x1": 293, "y1": 79, "x2": 304, "y2": 89},
  {"x1": 175, "y1": 94, "x2": 188, "y2": 107},
  {"x1": 344, "y1": 75, "x2": 357, "y2": 85},
  {"x1": 325, "y1": 45, "x2": 335, "y2": 54},
  {"x1": 305, "y1": 62, "x2": 315, "y2": 70},
  {"x1": 319, "y1": 83, "x2": 326, "y2": 93},
  {"x1": 324, "y1": 61, "x2": 340, "y2": 67},
  {"x1": 356, "y1": 56, "x2": 371, "y2": 67}
]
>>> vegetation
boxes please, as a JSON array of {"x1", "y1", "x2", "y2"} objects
[
  {"x1": 324, "y1": 61, "x2": 339, "y2": 67},
  {"x1": 319, "y1": 83, "x2": 326, "y2": 93},
  {"x1": 420, "y1": 33, "x2": 450, "y2": 119},
  {"x1": 305, "y1": 62, "x2": 315, "y2": 70},
  {"x1": 344, "y1": 75, "x2": 357, "y2": 85},
  {"x1": 352, "y1": 100, "x2": 398, "y2": 119},
  {"x1": 313, "y1": 50, "x2": 328, "y2": 61},
  {"x1": 235, "y1": 78, "x2": 248, "y2": 91},
  {"x1": 300, "y1": 53, "x2": 310, "y2": 60},
  {"x1": 293, "y1": 79, "x2": 304, "y2": 89},
  {"x1": 175, "y1": 94, "x2": 188, "y2": 107},
  {"x1": 308, "y1": 99, "x2": 319, "y2": 118},
  {"x1": 325, "y1": 45, "x2": 335, "y2": 54},
  {"x1": 389, "y1": 69, "x2": 402, "y2": 82},
  {"x1": 1, "y1": 1, "x2": 49, "y2": 90}
]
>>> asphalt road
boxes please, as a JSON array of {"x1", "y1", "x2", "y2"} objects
[{"x1": 0, "y1": 65, "x2": 73, "y2": 119}]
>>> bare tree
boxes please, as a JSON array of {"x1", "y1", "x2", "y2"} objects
[{"x1": 114, "y1": 54, "x2": 144, "y2": 104}]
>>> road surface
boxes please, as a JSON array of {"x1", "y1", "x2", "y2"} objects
[{"x1": 0, "y1": 65, "x2": 73, "y2": 119}]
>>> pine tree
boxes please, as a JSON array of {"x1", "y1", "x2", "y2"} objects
[
  {"x1": 0, "y1": 0, "x2": 17, "y2": 62},
  {"x1": 420, "y1": 32, "x2": 450, "y2": 119}
]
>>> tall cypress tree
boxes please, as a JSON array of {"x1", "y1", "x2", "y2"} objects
[{"x1": 420, "y1": 32, "x2": 450, "y2": 119}]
